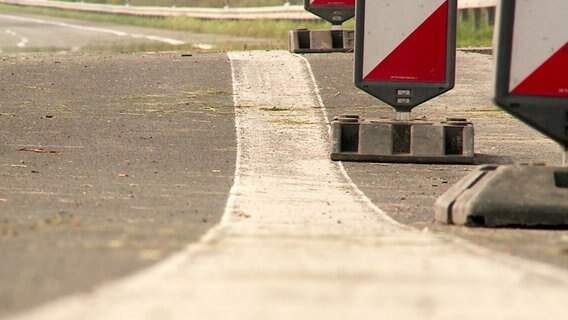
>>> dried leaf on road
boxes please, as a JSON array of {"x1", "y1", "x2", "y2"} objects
[{"x1": 18, "y1": 147, "x2": 59, "y2": 154}]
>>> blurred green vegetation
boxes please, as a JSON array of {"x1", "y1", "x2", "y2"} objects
[{"x1": 457, "y1": 9, "x2": 494, "y2": 47}]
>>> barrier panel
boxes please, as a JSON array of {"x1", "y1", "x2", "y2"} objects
[{"x1": 330, "y1": 0, "x2": 474, "y2": 164}]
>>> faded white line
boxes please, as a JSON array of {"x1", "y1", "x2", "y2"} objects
[
  {"x1": 0, "y1": 13, "x2": 184, "y2": 45},
  {"x1": 17, "y1": 37, "x2": 28, "y2": 48},
  {"x1": 5, "y1": 28, "x2": 29, "y2": 48},
  {"x1": 10, "y1": 51, "x2": 568, "y2": 320}
]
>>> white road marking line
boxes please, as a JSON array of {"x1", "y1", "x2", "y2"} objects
[
  {"x1": 5, "y1": 28, "x2": 29, "y2": 48},
  {"x1": 17, "y1": 36, "x2": 28, "y2": 48},
  {"x1": 193, "y1": 43, "x2": 215, "y2": 50},
  {"x1": 10, "y1": 51, "x2": 568, "y2": 320},
  {"x1": 0, "y1": 13, "x2": 184, "y2": 45}
]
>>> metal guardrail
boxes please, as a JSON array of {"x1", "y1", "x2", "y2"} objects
[{"x1": 0, "y1": 0, "x2": 497, "y2": 20}]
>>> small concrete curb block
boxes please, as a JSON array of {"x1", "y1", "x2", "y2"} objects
[
  {"x1": 435, "y1": 165, "x2": 568, "y2": 227},
  {"x1": 289, "y1": 29, "x2": 354, "y2": 53},
  {"x1": 330, "y1": 115, "x2": 474, "y2": 164}
]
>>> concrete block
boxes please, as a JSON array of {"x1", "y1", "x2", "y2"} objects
[
  {"x1": 412, "y1": 124, "x2": 444, "y2": 156},
  {"x1": 435, "y1": 165, "x2": 568, "y2": 227},
  {"x1": 359, "y1": 122, "x2": 393, "y2": 155},
  {"x1": 310, "y1": 30, "x2": 333, "y2": 50},
  {"x1": 330, "y1": 115, "x2": 475, "y2": 164},
  {"x1": 288, "y1": 29, "x2": 355, "y2": 53}
]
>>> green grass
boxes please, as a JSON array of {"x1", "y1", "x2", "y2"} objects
[{"x1": 457, "y1": 9, "x2": 495, "y2": 47}]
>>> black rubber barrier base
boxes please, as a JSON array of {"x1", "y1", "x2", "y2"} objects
[{"x1": 435, "y1": 164, "x2": 568, "y2": 228}]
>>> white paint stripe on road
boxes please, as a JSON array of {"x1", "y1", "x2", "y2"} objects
[
  {"x1": 10, "y1": 51, "x2": 568, "y2": 320},
  {"x1": 17, "y1": 36, "x2": 28, "y2": 48},
  {"x1": 5, "y1": 28, "x2": 29, "y2": 48},
  {"x1": 0, "y1": 13, "x2": 184, "y2": 45}
]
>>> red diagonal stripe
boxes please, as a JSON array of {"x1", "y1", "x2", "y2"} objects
[
  {"x1": 364, "y1": 1, "x2": 448, "y2": 83},
  {"x1": 511, "y1": 42, "x2": 568, "y2": 97}
]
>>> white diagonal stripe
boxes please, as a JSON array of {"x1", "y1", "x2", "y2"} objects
[{"x1": 10, "y1": 51, "x2": 568, "y2": 320}]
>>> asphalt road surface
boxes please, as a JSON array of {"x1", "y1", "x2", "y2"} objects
[
  {"x1": 0, "y1": 10, "x2": 567, "y2": 320},
  {"x1": 0, "y1": 10, "x2": 269, "y2": 54}
]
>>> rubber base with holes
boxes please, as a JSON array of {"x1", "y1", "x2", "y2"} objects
[
  {"x1": 288, "y1": 29, "x2": 354, "y2": 53},
  {"x1": 330, "y1": 115, "x2": 474, "y2": 164},
  {"x1": 435, "y1": 164, "x2": 568, "y2": 227}
]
